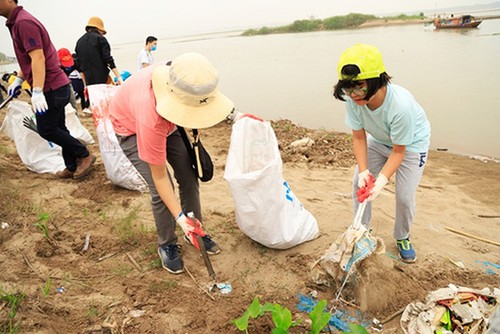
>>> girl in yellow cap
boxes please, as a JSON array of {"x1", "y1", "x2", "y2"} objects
[{"x1": 333, "y1": 44, "x2": 431, "y2": 263}]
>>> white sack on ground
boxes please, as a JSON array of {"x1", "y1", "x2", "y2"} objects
[
  {"x1": 224, "y1": 117, "x2": 319, "y2": 249},
  {"x1": 0, "y1": 101, "x2": 94, "y2": 174},
  {"x1": 87, "y1": 84, "x2": 147, "y2": 192}
]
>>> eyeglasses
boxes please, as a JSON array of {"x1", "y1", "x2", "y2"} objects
[{"x1": 342, "y1": 86, "x2": 368, "y2": 97}]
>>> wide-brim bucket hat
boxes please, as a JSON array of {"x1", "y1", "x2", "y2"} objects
[
  {"x1": 86, "y1": 16, "x2": 106, "y2": 35},
  {"x1": 337, "y1": 43, "x2": 386, "y2": 80},
  {"x1": 152, "y1": 53, "x2": 234, "y2": 129}
]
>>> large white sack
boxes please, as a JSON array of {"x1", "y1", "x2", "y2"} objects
[
  {"x1": 0, "y1": 101, "x2": 94, "y2": 174},
  {"x1": 223, "y1": 117, "x2": 319, "y2": 249},
  {"x1": 87, "y1": 84, "x2": 147, "y2": 192}
]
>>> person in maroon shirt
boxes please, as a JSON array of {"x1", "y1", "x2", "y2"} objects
[{"x1": 0, "y1": 0, "x2": 95, "y2": 179}]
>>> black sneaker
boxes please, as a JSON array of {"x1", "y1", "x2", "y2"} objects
[
  {"x1": 184, "y1": 234, "x2": 221, "y2": 255},
  {"x1": 158, "y1": 244, "x2": 184, "y2": 274}
]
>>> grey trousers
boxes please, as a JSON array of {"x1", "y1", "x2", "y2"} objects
[
  {"x1": 352, "y1": 140, "x2": 428, "y2": 240},
  {"x1": 117, "y1": 130, "x2": 201, "y2": 247}
]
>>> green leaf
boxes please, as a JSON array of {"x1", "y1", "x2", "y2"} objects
[
  {"x1": 271, "y1": 304, "x2": 293, "y2": 330},
  {"x1": 310, "y1": 300, "x2": 331, "y2": 334},
  {"x1": 232, "y1": 297, "x2": 264, "y2": 331},
  {"x1": 341, "y1": 324, "x2": 369, "y2": 334},
  {"x1": 272, "y1": 328, "x2": 289, "y2": 334}
]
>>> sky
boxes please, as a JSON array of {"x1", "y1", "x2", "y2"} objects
[{"x1": 0, "y1": 0, "x2": 497, "y2": 57}]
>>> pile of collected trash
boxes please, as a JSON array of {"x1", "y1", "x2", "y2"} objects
[{"x1": 401, "y1": 284, "x2": 499, "y2": 333}]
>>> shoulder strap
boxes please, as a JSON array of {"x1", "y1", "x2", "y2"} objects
[{"x1": 177, "y1": 127, "x2": 196, "y2": 163}]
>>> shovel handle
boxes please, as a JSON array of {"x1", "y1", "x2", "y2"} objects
[
  {"x1": 0, "y1": 95, "x2": 14, "y2": 110},
  {"x1": 195, "y1": 235, "x2": 217, "y2": 281}
]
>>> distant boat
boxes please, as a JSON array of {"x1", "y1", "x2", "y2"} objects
[{"x1": 434, "y1": 15, "x2": 482, "y2": 29}]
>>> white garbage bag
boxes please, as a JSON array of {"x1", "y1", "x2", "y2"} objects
[
  {"x1": 0, "y1": 101, "x2": 94, "y2": 174},
  {"x1": 87, "y1": 84, "x2": 147, "y2": 192},
  {"x1": 224, "y1": 117, "x2": 319, "y2": 249}
]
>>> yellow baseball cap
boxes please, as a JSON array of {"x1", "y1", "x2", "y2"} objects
[{"x1": 337, "y1": 44, "x2": 386, "y2": 80}]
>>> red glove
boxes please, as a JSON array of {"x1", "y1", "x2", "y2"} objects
[
  {"x1": 176, "y1": 212, "x2": 206, "y2": 250},
  {"x1": 356, "y1": 174, "x2": 375, "y2": 203}
]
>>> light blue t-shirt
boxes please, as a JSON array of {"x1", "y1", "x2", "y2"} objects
[{"x1": 345, "y1": 84, "x2": 431, "y2": 152}]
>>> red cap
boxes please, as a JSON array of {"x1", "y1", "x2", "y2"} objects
[{"x1": 57, "y1": 48, "x2": 74, "y2": 67}]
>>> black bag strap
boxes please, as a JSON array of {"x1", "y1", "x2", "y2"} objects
[{"x1": 177, "y1": 127, "x2": 196, "y2": 164}]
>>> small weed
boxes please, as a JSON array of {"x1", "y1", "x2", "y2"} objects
[
  {"x1": 85, "y1": 302, "x2": 99, "y2": 320},
  {"x1": 114, "y1": 209, "x2": 147, "y2": 245},
  {"x1": 111, "y1": 264, "x2": 133, "y2": 277},
  {"x1": 149, "y1": 258, "x2": 162, "y2": 269},
  {"x1": 40, "y1": 277, "x2": 52, "y2": 297},
  {"x1": 0, "y1": 287, "x2": 25, "y2": 334},
  {"x1": 147, "y1": 280, "x2": 178, "y2": 293},
  {"x1": 33, "y1": 221, "x2": 49, "y2": 239}
]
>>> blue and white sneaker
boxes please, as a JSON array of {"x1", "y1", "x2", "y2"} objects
[
  {"x1": 396, "y1": 238, "x2": 417, "y2": 263},
  {"x1": 158, "y1": 244, "x2": 184, "y2": 274},
  {"x1": 184, "y1": 234, "x2": 221, "y2": 255}
]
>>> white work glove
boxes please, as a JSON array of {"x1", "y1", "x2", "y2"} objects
[
  {"x1": 175, "y1": 212, "x2": 196, "y2": 236},
  {"x1": 368, "y1": 174, "x2": 388, "y2": 201},
  {"x1": 31, "y1": 87, "x2": 48, "y2": 115},
  {"x1": 7, "y1": 76, "x2": 23, "y2": 97},
  {"x1": 357, "y1": 169, "x2": 372, "y2": 188}
]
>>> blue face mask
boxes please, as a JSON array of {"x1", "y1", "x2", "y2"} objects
[{"x1": 151, "y1": 45, "x2": 157, "y2": 52}]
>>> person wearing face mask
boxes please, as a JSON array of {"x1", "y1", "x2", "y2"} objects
[{"x1": 137, "y1": 36, "x2": 158, "y2": 70}]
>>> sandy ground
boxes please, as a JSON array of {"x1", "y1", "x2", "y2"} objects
[{"x1": 0, "y1": 97, "x2": 499, "y2": 333}]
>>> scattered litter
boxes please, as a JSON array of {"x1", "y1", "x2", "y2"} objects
[
  {"x1": 476, "y1": 260, "x2": 499, "y2": 275},
  {"x1": 1, "y1": 222, "x2": 9, "y2": 229},
  {"x1": 290, "y1": 137, "x2": 315, "y2": 148},
  {"x1": 81, "y1": 232, "x2": 90, "y2": 253},
  {"x1": 448, "y1": 257, "x2": 465, "y2": 269},
  {"x1": 371, "y1": 318, "x2": 383, "y2": 332},
  {"x1": 56, "y1": 286, "x2": 65, "y2": 293},
  {"x1": 469, "y1": 155, "x2": 500, "y2": 163},
  {"x1": 401, "y1": 284, "x2": 499, "y2": 334},
  {"x1": 128, "y1": 309, "x2": 145, "y2": 318},
  {"x1": 209, "y1": 282, "x2": 232, "y2": 294},
  {"x1": 309, "y1": 290, "x2": 318, "y2": 299},
  {"x1": 297, "y1": 294, "x2": 371, "y2": 332}
]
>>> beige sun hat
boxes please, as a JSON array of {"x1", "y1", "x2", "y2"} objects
[
  {"x1": 152, "y1": 53, "x2": 234, "y2": 129},
  {"x1": 86, "y1": 16, "x2": 106, "y2": 35}
]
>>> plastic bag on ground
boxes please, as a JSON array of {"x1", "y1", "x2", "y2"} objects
[
  {"x1": 0, "y1": 101, "x2": 94, "y2": 174},
  {"x1": 87, "y1": 84, "x2": 147, "y2": 192},
  {"x1": 223, "y1": 117, "x2": 319, "y2": 249}
]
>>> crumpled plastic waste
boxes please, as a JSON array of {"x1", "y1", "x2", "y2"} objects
[{"x1": 401, "y1": 284, "x2": 499, "y2": 334}]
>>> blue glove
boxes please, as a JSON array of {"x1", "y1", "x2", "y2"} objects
[
  {"x1": 7, "y1": 77, "x2": 23, "y2": 97},
  {"x1": 31, "y1": 87, "x2": 48, "y2": 115}
]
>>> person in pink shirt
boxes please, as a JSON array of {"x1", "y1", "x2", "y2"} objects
[{"x1": 109, "y1": 53, "x2": 234, "y2": 274}]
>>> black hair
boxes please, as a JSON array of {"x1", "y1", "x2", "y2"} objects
[
  {"x1": 146, "y1": 36, "x2": 157, "y2": 44},
  {"x1": 86, "y1": 26, "x2": 101, "y2": 34},
  {"x1": 333, "y1": 64, "x2": 391, "y2": 102}
]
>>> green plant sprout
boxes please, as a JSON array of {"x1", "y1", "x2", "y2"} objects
[
  {"x1": 233, "y1": 297, "x2": 367, "y2": 334},
  {"x1": 342, "y1": 324, "x2": 369, "y2": 334},
  {"x1": 33, "y1": 222, "x2": 49, "y2": 240},
  {"x1": 40, "y1": 277, "x2": 52, "y2": 297},
  {"x1": 232, "y1": 297, "x2": 296, "y2": 333},
  {"x1": 309, "y1": 300, "x2": 331, "y2": 334},
  {"x1": 0, "y1": 287, "x2": 25, "y2": 334}
]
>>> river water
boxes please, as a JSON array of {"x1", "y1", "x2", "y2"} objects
[{"x1": 2, "y1": 18, "x2": 500, "y2": 158}]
